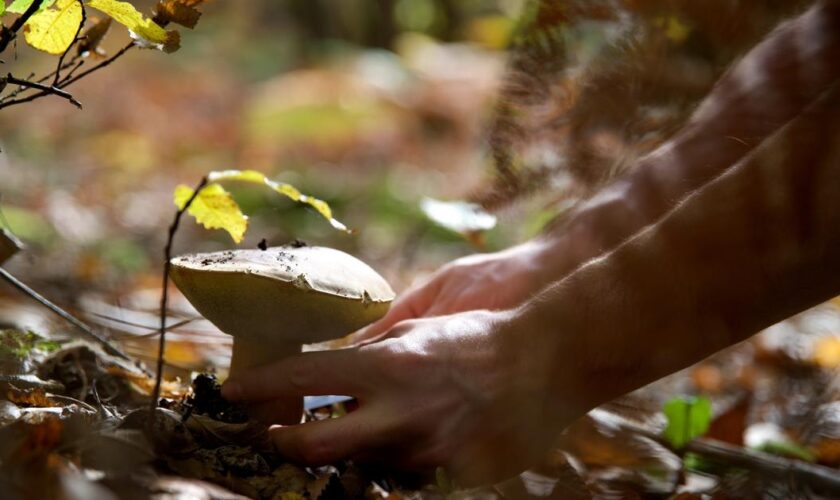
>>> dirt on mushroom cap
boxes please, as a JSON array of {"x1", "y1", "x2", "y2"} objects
[
  {"x1": 171, "y1": 245, "x2": 395, "y2": 303},
  {"x1": 169, "y1": 245, "x2": 395, "y2": 345}
]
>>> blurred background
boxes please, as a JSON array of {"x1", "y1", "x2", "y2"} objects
[
  {"x1": 0, "y1": 0, "x2": 536, "y2": 371},
  {"x1": 5, "y1": 3, "x2": 840, "y2": 496}
]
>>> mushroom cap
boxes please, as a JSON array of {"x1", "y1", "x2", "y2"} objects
[{"x1": 170, "y1": 246, "x2": 395, "y2": 344}]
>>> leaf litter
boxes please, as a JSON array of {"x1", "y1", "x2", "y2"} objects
[{"x1": 3, "y1": 295, "x2": 840, "y2": 499}]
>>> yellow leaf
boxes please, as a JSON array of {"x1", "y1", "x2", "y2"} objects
[
  {"x1": 86, "y1": 0, "x2": 178, "y2": 52},
  {"x1": 23, "y1": 0, "x2": 83, "y2": 55},
  {"x1": 174, "y1": 183, "x2": 248, "y2": 243},
  {"x1": 207, "y1": 169, "x2": 349, "y2": 232},
  {"x1": 814, "y1": 337, "x2": 840, "y2": 368}
]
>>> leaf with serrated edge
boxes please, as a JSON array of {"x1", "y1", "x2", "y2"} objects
[
  {"x1": 207, "y1": 169, "x2": 349, "y2": 232},
  {"x1": 174, "y1": 183, "x2": 248, "y2": 244},
  {"x1": 23, "y1": 0, "x2": 83, "y2": 55},
  {"x1": 86, "y1": 0, "x2": 176, "y2": 51}
]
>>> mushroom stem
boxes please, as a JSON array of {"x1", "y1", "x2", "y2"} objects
[
  {"x1": 230, "y1": 338, "x2": 301, "y2": 375},
  {"x1": 229, "y1": 338, "x2": 303, "y2": 424}
]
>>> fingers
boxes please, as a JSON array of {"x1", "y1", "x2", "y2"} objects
[
  {"x1": 353, "y1": 283, "x2": 438, "y2": 345},
  {"x1": 270, "y1": 411, "x2": 385, "y2": 465},
  {"x1": 222, "y1": 348, "x2": 374, "y2": 402},
  {"x1": 247, "y1": 398, "x2": 303, "y2": 425}
]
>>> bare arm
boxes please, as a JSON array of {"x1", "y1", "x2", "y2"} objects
[
  {"x1": 528, "y1": 82, "x2": 840, "y2": 413},
  {"x1": 223, "y1": 3, "x2": 840, "y2": 486},
  {"x1": 545, "y1": 0, "x2": 840, "y2": 268},
  {"x1": 361, "y1": 0, "x2": 840, "y2": 340}
]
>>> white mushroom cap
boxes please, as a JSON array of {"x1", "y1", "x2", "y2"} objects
[{"x1": 170, "y1": 245, "x2": 395, "y2": 345}]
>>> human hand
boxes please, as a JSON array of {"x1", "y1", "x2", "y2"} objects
[
  {"x1": 221, "y1": 309, "x2": 582, "y2": 486},
  {"x1": 356, "y1": 239, "x2": 565, "y2": 344}
]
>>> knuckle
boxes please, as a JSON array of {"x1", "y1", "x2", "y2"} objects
[{"x1": 286, "y1": 360, "x2": 311, "y2": 391}]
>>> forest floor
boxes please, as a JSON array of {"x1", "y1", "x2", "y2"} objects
[{"x1": 2, "y1": 281, "x2": 840, "y2": 499}]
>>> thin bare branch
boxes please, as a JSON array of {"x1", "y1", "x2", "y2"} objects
[
  {"x1": 4, "y1": 73, "x2": 82, "y2": 108},
  {"x1": 60, "y1": 41, "x2": 133, "y2": 87},
  {"x1": 0, "y1": 267, "x2": 134, "y2": 363},
  {"x1": 149, "y1": 176, "x2": 209, "y2": 419},
  {"x1": 53, "y1": 0, "x2": 87, "y2": 86}
]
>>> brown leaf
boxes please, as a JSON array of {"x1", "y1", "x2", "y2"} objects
[
  {"x1": 77, "y1": 429, "x2": 154, "y2": 475},
  {"x1": 6, "y1": 386, "x2": 60, "y2": 407},
  {"x1": 153, "y1": 0, "x2": 202, "y2": 29},
  {"x1": 184, "y1": 413, "x2": 272, "y2": 450},
  {"x1": 77, "y1": 16, "x2": 112, "y2": 56},
  {"x1": 151, "y1": 476, "x2": 250, "y2": 500}
]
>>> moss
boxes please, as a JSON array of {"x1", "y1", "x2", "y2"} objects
[{"x1": 0, "y1": 329, "x2": 61, "y2": 360}]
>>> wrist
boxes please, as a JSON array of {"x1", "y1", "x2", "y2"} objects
[{"x1": 500, "y1": 298, "x2": 599, "y2": 424}]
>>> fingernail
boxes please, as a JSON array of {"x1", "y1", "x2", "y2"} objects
[{"x1": 221, "y1": 380, "x2": 242, "y2": 400}]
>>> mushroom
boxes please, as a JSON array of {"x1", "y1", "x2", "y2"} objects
[{"x1": 170, "y1": 244, "x2": 395, "y2": 422}]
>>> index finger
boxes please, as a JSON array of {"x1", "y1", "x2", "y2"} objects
[
  {"x1": 353, "y1": 281, "x2": 439, "y2": 345},
  {"x1": 222, "y1": 347, "x2": 374, "y2": 402}
]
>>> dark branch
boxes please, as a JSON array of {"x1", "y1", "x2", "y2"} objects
[
  {"x1": 0, "y1": 41, "x2": 132, "y2": 111},
  {"x1": 60, "y1": 40, "x2": 133, "y2": 87},
  {"x1": 0, "y1": 0, "x2": 45, "y2": 55},
  {"x1": 614, "y1": 415, "x2": 840, "y2": 495},
  {"x1": 53, "y1": 0, "x2": 86, "y2": 86},
  {"x1": 0, "y1": 267, "x2": 134, "y2": 363},
  {"x1": 149, "y1": 176, "x2": 209, "y2": 420},
  {"x1": 4, "y1": 73, "x2": 82, "y2": 109}
]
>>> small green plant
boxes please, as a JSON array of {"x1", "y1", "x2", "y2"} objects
[
  {"x1": 663, "y1": 395, "x2": 712, "y2": 448},
  {"x1": 0, "y1": 329, "x2": 60, "y2": 359}
]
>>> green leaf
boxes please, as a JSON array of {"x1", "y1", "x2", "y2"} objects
[
  {"x1": 755, "y1": 441, "x2": 816, "y2": 462},
  {"x1": 7, "y1": 0, "x2": 57, "y2": 15},
  {"x1": 207, "y1": 169, "x2": 349, "y2": 232},
  {"x1": 85, "y1": 0, "x2": 178, "y2": 52},
  {"x1": 1, "y1": 3, "x2": 5, "y2": 16},
  {"x1": 663, "y1": 396, "x2": 712, "y2": 448},
  {"x1": 23, "y1": 0, "x2": 83, "y2": 55},
  {"x1": 174, "y1": 183, "x2": 248, "y2": 243}
]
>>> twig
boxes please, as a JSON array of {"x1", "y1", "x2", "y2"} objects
[
  {"x1": 61, "y1": 59, "x2": 85, "y2": 83},
  {"x1": 0, "y1": 41, "x2": 133, "y2": 111},
  {"x1": 53, "y1": 0, "x2": 86, "y2": 86},
  {"x1": 5, "y1": 73, "x2": 82, "y2": 108},
  {"x1": 0, "y1": 0, "x2": 45, "y2": 55},
  {"x1": 149, "y1": 176, "x2": 208, "y2": 419},
  {"x1": 0, "y1": 266, "x2": 133, "y2": 362},
  {"x1": 60, "y1": 41, "x2": 133, "y2": 87},
  {"x1": 614, "y1": 416, "x2": 840, "y2": 495},
  {"x1": 0, "y1": 59, "x2": 77, "y2": 103}
]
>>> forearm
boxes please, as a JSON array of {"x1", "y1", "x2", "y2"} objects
[
  {"x1": 522, "y1": 83, "x2": 840, "y2": 413},
  {"x1": 532, "y1": 0, "x2": 840, "y2": 276}
]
